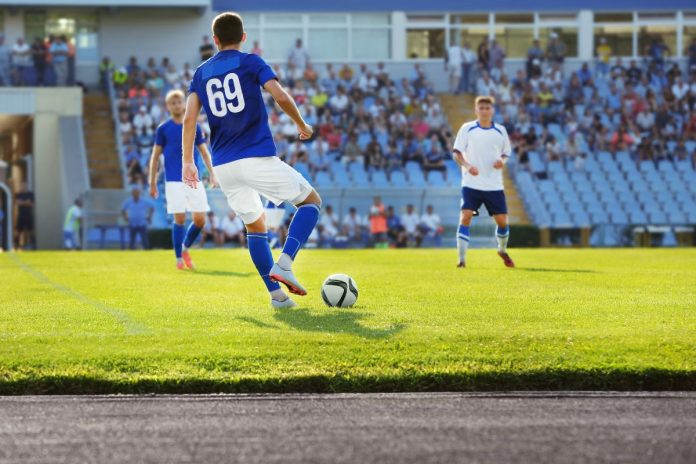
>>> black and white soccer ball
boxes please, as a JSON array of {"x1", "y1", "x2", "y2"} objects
[{"x1": 321, "y1": 274, "x2": 358, "y2": 308}]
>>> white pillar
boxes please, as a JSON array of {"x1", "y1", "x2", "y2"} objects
[
  {"x1": 577, "y1": 10, "x2": 594, "y2": 62},
  {"x1": 391, "y1": 11, "x2": 406, "y2": 61}
]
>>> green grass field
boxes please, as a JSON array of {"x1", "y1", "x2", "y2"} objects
[{"x1": 1, "y1": 248, "x2": 695, "y2": 394}]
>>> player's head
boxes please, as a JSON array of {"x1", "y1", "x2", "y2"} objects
[
  {"x1": 165, "y1": 89, "x2": 186, "y2": 117},
  {"x1": 474, "y1": 96, "x2": 495, "y2": 122},
  {"x1": 212, "y1": 12, "x2": 246, "y2": 50}
]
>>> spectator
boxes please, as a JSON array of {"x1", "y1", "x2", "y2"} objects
[
  {"x1": 251, "y1": 40, "x2": 263, "y2": 56},
  {"x1": 318, "y1": 204, "x2": 339, "y2": 245},
  {"x1": 688, "y1": 38, "x2": 696, "y2": 73},
  {"x1": 63, "y1": 198, "x2": 82, "y2": 250},
  {"x1": 200, "y1": 210, "x2": 223, "y2": 247},
  {"x1": 288, "y1": 38, "x2": 310, "y2": 71},
  {"x1": 11, "y1": 38, "x2": 32, "y2": 86},
  {"x1": 596, "y1": 37, "x2": 612, "y2": 77},
  {"x1": 121, "y1": 187, "x2": 153, "y2": 250},
  {"x1": 646, "y1": 36, "x2": 669, "y2": 69},
  {"x1": 200, "y1": 36, "x2": 215, "y2": 62},
  {"x1": 31, "y1": 37, "x2": 47, "y2": 86},
  {"x1": 342, "y1": 207, "x2": 365, "y2": 242},
  {"x1": 0, "y1": 34, "x2": 10, "y2": 86},
  {"x1": 576, "y1": 63, "x2": 592, "y2": 86},
  {"x1": 221, "y1": 211, "x2": 245, "y2": 247},
  {"x1": 368, "y1": 196, "x2": 388, "y2": 247},
  {"x1": 445, "y1": 41, "x2": 463, "y2": 94},
  {"x1": 420, "y1": 205, "x2": 443, "y2": 244},
  {"x1": 545, "y1": 32, "x2": 566, "y2": 65},
  {"x1": 385, "y1": 205, "x2": 403, "y2": 247},
  {"x1": 423, "y1": 135, "x2": 447, "y2": 181},
  {"x1": 400, "y1": 204, "x2": 421, "y2": 247},
  {"x1": 477, "y1": 39, "x2": 490, "y2": 70},
  {"x1": 489, "y1": 40, "x2": 505, "y2": 69},
  {"x1": 672, "y1": 77, "x2": 689, "y2": 102},
  {"x1": 342, "y1": 133, "x2": 363, "y2": 166},
  {"x1": 133, "y1": 105, "x2": 154, "y2": 132},
  {"x1": 526, "y1": 39, "x2": 544, "y2": 78},
  {"x1": 384, "y1": 143, "x2": 404, "y2": 181},
  {"x1": 460, "y1": 41, "x2": 476, "y2": 93},
  {"x1": 50, "y1": 36, "x2": 69, "y2": 86},
  {"x1": 329, "y1": 86, "x2": 349, "y2": 114},
  {"x1": 14, "y1": 182, "x2": 35, "y2": 250},
  {"x1": 545, "y1": 135, "x2": 562, "y2": 161}
]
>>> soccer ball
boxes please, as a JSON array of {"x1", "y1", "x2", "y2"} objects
[{"x1": 321, "y1": 274, "x2": 358, "y2": 308}]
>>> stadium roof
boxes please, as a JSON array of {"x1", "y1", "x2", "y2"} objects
[
  {"x1": 214, "y1": 0, "x2": 695, "y2": 11},
  {"x1": 3, "y1": 0, "x2": 209, "y2": 7}
]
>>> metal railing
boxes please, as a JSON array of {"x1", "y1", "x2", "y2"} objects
[{"x1": 106, "y1": 74, "x2": 128, "y2": 188}]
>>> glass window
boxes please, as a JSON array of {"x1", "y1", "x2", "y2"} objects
[
  {"x1": 309, "y1": 14, "x2": 347, "y2": 25},
  {"x1": 407, "y1": 15, "x2": 445, "y2": 24},
  {"x1": 450, "y1": 26, "x2": 489, "y2": 49},
  {"x1": 352, "y1": 29, "x2": 390, "y2": 60},
  {"x1": 594, "y1": 25, "x2": 633, "y2": 57},
  {"x1": 24, "y1": 11, "x2": 47, "y2": 41},
  {"x1": 264, "y1": 14, "x2": 302, "y2": 26},
  {"x1": 352, "y1": 14, "x2": 390, "y2": 26},
  {"x1": 595, "y1": 13, "x2": 633, "y2": 22},
  {"x1": 638, "y1": 25, "x2": 676, "y2": 57},
  {"x1": 494, "y1": 14, "x2": 533, "y2": 24},
  {"x1": 538, "y1": 13, "x2": 577, "y2": 22},
  {"x1": 0, "y1": 11, "x2": 4, "y2": 34},
  {"x1": 685, "y1": 26, "x2": 696, "y2": 55},
  {"x1": 265, "y1": 28, "x2": 303, "y2": 61},
  {"x1": 243, "y1": 14, "x2": 260, "y2": 27},
  {"x1": 637, "y1": 12, "x2": 675, "y2": 21},
  {"x1": 538, "y1": 27, "x2": 578, "y2": 58},
  {"x1": 406, "y1": 28, "x2": 445, "y2": 58},
  {"x1": 449, "y1": 14, "x2": 488, "y2": 25},
  {"x1": 494, "y1": 26, "x2": 534, "y2": 58},
  {"x1": 308, "y1": 28, "x2": 348, "y2": 60}
]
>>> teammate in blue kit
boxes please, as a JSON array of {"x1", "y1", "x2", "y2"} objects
[
  {"x1": 182, "y1": 12, "x2": 321, "y2": 308},
  {"x1": 452, "y1": 96, "x2": 515, "y2": 268},
  {"x1": 149, "y1": 89, "x2": 216, "y2": 270}
]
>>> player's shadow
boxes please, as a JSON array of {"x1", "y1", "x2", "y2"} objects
[
  {"x1": 273, "y1": 308, "x2": 406, "y2": 339},
  {"x1": 516, "y1": 267, "x2": 597, "y2": 274},
  {"x1": 193, "y1": 269, "x2": 253, "y2": 278},
  {"x1": 235, "y1": 316, "x2": 280, "y2": 329}
]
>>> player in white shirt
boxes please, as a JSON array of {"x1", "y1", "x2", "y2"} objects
[{"x1": 452, "y1": 96, "x2": 515, "y2": 268}]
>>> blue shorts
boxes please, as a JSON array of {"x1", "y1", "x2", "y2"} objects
[{"x1": 461, "y1": 187, "x2": 508, "y2": 216}]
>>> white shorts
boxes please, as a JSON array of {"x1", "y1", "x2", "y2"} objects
[
  {"x1": 164, "y1": 181, "x2": 210, "y2": 214},
  {"x1": 214, "y1": 157, "x2": 313, "y2": 224},
  {"x1": 448, "y1": 63, "x2": 462, "y2": 78}
]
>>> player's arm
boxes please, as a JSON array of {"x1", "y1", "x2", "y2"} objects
[
  {"x1": 453, "y1": 149, "x2": 478, "y2": 176},
  {"x1": 197, "y1": 143, "x2": 217, "y2": 188},
  {"x1": 263, "y1": 79, "x2": 313, "y2": 140},
  {"x1": 148, "y1": 144, "x2": 163, "y2": 198},
  {"x1": 182, "y1": 93, "x2": 202, "y2": 189}
]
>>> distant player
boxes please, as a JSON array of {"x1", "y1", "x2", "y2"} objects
[
  {"x1": 63, "y1": 198, "x2": 82, "y2": 250},
  {"x1": 452, "y1": 96, "x2": 515, "y2": 268},
  {"x1": 182, "y1": 12, "x2": 321, "y2": 309},
  {"x1": 149, "y1": 89, "x2": 216, "y2": 270}
]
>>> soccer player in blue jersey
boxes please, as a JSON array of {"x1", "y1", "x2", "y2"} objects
[
  {"x1": 452, "y1": 96, "x2": 515, "y2": 268},
  {"x1": 149, "y1": 89, "x2": 216, "y2": 270},
  {"x1": 182, "y1": 12, "x2": 321, "y2": 309}
]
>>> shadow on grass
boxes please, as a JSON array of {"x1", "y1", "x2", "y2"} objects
[
  {"x1": 193, "y1": 269, "x2": 253, "y2": 278},
  {"x1": 3, "y1": 368, "x2": 695, "y2": 395},
  {"x1": 235, "y1": 316, "x2": 280, "y2": 329},
  {"x1": 272, "y1": 308, "x2": 406, "y2": 340},
  {"x1": 517, "y1": 268, "x2": 597, "y2": 274}
]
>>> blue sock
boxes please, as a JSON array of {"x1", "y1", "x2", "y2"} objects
[
  {"x1": 458, "y1": 225, "x2": 470, "y2": 238},
  {"x1": 496, "y1": 225, "x2": 510, "y2": 237},
  {"x1": 247, "y1": 233, "x2": 281, "y2": 293},
  {"x1": 172, "y1": 223, "x2": 185, "y2": 259},
  {"x1": 183, "y1": 223, "x2": 202, "y2": 248},
  {"x1": 281, "y1": 204, "x2": 320, "y2": 261}
]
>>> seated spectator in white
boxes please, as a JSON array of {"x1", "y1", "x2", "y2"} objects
[
  {"x1": 389, "y1": 110, "x2": 408, "y2": 131},
  {"x1": 476, "y1": 72, "x2": 495, "y2": 97},
  {"x1": 636, "y1": 109, "x2": 655, "y2": 136},
  {"x1": 221, "y1": 211, "x2": 245, "y2": 247},
  {"x1": 133, "y1": 105, "x2": 153, "y2": 132},
  {"x1": 342, "y1": 207, "x2": 365, "y2": 241},
  {"x1": 164, "y1": 64, "x2": 180, "y2": 88},
  {"x1": 329, "y1": 87, "x2": 349, "y2": 114},
  {"x1": 200, "y1": 211, "x2": 223, "y2": 247},
  {"x1": 672, "y1": 77, "x2": 689, "y2": 101},
  {"x1": 400, "y1": 204, "x2": 421, "y2": 245},
  {"x1": 119, "y1": 113, "x2": 134, "y2": 138},
  {"x1": 420, "y1": 205, "x2": 443, "y2": 239},
  {"x1": 545, "y1": 135, "x2": 562, "y2": 162},
  {"x1": 318, "y1": 205, "x2": 339, "y2": 244}
]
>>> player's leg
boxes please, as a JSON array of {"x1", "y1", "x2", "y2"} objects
[
  {"x1": 457, "y1": 209, "x2": 474, "y2": 267},
  {"x1": 181, "y1": 183, "x2": 210, "y2": 269},
  {"x1": 486, "y1": 191, "x2": 514, "y2": 268},
  {"x1": 172, "y1": 213, "x2": 186, "y2": 269},
  {"x1": 181, "y1": 212, "x2": 206, "y2": 270}
]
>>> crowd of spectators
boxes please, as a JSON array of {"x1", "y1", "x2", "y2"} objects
[{"x1": 0, "y1": 33, "x2": 76, "y2": 87}]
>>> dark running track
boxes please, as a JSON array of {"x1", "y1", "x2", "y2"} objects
[{"x1": 1, "y1": 392, "x2": 695, "y2": 464}]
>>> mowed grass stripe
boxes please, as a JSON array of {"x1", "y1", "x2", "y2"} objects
[{"x1": 0, "y1": 249, "x2": 694, "y2": 394}]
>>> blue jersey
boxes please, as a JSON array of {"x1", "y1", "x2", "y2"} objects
[
  {"x1": 189, "y1": 50, "x2": 277, "y2": 167},
  {"x1": 155, "y1": 119, "x2": 205, "y2": 182}
]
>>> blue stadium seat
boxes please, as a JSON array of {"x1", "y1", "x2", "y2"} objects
[
  {"x1": 648, "y1": 211, "x2": 668, "y2": 224},
  {"x1": 390, "y1": 171, "x2": 409, "y2": 187},
  {"x1": 667, "y1": 211, "x2": 687, "y2": 224},
  {"x1": 409, "y1": 170, "x2": 426, "y2": 187},
  {"x1": 610, "y1": 211, "x2": 629, "y2": 225},
  {"x1": 639, "y1": 161, "x2": 656, "y2": 173},
  {"x1": 629, "y1": 211, "x2": 648, "y2": 224},
  {"x1": 371, "y1": 170, "x2": 389, "y2": 187},
  {"x1": 352, "y1": 169, "x2": 370, "y2": 187},
  {"x1": 314, "y1": 171, "x2": 332, "y2": 187}
]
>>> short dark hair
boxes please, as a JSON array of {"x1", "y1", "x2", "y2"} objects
[{"x1": 212, "y1": 12, "x2": 244, "y2": 46}]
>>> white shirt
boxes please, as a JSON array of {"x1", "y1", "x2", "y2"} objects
[
  {"x1": 420, "y1": 213, "x2": 441, "y2": 231},
  {"x1": 133, "y1": 112, "x2": 153, "y2": 130},
  {"x1": 320, "y1": 212, "x2": 339, "y2": 237},
  {"x1": 447, "y1": 45, "x2": 463, "y2": 67},
  {"x1": 12, "y1": 43, "x2": 31, "y2": 66},
  {"x1": 453, "y1": 120, "x2": 511, "y2": 191},
  {"x1": 462, "y1": 48, "x2": 476, "y2": 63},
  {"x1": 401, "y1": 212, "x2": 420, "y2": 234},
  {"x1": 342, "y1": 213, "x2": 364, "y2": 231},
  {"x1": 221, "y1": 215, "x2": 244, "y2": 236},
  {"x1": 329, "y1": 94, "x2": 349, "y2": 112}
]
